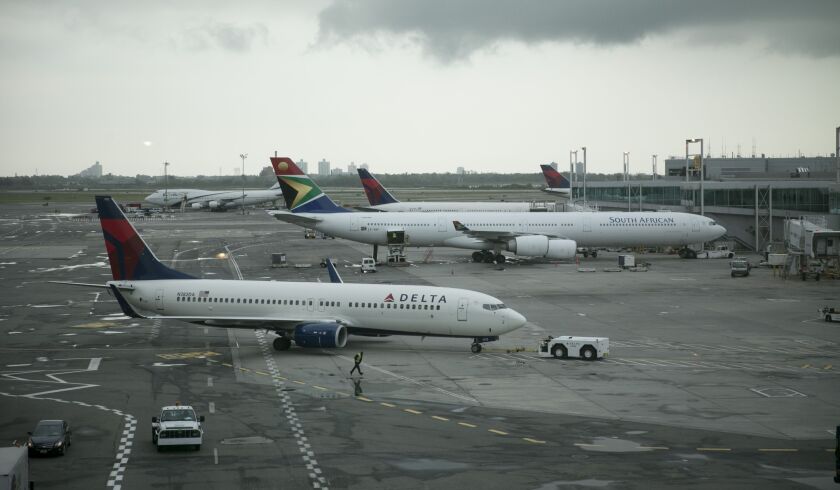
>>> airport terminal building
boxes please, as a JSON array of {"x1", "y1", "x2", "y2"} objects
[{"x1": 569, "y1": 156, "x2": 840, "y2": 252}]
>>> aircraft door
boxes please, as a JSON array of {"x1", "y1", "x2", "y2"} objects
[
  {"x1": 350, "y1": 215, "x2": 359, "y2": 231},
  {"x1": 436, "y1": 214, "x2": 448, "y2": 232},
  {"x1": 457, "y1": 298, "x2": 468, "y2": 321},
  {"x1": 582, "y1": 214, "x2": 592, "y2": 232},
  {"x1": 154, "y1": 289, "x2": 165, "y2": 311},
  {"x1": 317, "y1": 298, "x2": 326, "y2": 312},
  {"x1": 307, "y1": 298, "x2": 315, "y2": 312}
]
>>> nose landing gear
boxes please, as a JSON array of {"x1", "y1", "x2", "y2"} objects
[{"x1": 470, "y1": 336, "x2": 500, "y2": 353}]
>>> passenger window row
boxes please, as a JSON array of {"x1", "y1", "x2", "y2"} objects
[{"x1": 176, "y1": 296, "x2": 333, "y2": 307}]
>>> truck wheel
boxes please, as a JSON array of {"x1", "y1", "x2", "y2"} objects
[
  {"x1": 156, "y1": 445, "x2": 162, "y2": 452},
  {"x1": 195, "y1": 444, "x2": 201, "y2": 451},
  {"x1": 827, "y1": 315, "x2": 832, "y2": 322},
  {"x1": 551, "y1": 345, "x2": 567, "y2": 359},
  {"x1": 152, "y1": 433, "x2": 158, "y2": 444},
  {"x1": 581, "y1": 346, "x2": 597, "y2": 361}
]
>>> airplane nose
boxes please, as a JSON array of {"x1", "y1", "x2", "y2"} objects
[
  {"x1": 506, "y1": 309, "x2": 527, "y2": 330},
  {"x1": 715, "y1": 224, "x2": 727, "y2": 238}
]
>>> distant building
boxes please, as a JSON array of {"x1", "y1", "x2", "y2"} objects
[
  {"x1": 456, "y1": 167, "x2": 465, "y2": 175},
  {"x1": 574, "y1": 162, "x2": 584, "y2": 175},
  {"x1": 550, "y1": 162, "x2": 558, "y2": 171},
  {"x1": 347, "y1": 162, "x2": 357, "y2": 174},
  {"x1": 318, "y1": 159, "x2": 330, "y2": 175},
  {"x1": 360, "y1": 163, "x2": 369, "y2": 170},
  {"x1": 296, "y1": 159, "x2": 308, "y2": 173},
  {"x1": 77, "y1": 161, "x2": 103, "y2": 178},
  {"x1": 330, "y1": 168, "x2": 344, "y2": 175},
  {"x1": 663, "y1": 155, "x2": 838, "y2": 180}
]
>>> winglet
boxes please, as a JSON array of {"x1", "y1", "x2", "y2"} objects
[
  {"x1": 357, "y1": 168, "x2": 399, "y2": 206},
  {"x1": 270, "y1": 157, "x2": 349, "y2": 213},
  {"x1": 326, "y1": 258, "x2": 343, "y2": 284}
]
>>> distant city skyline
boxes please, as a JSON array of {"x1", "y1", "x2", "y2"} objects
[{"x1": 1, "y1": 1, "x2": 837, "y2": 177}]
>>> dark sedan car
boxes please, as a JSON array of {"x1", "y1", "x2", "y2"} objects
[{"x1": 28, "y1": 420, "x2": 72, "y2": 456}]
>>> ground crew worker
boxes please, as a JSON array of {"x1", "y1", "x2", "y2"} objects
[{"x1": 350, "y1": 351, "x2": 364, "y2": 375}]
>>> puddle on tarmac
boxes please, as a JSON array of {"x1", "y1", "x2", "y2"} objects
[
  {"x1": 579, "y1": 437, "x2": 655, "y2": 453},
  {"x1": 535, "y1": 479, "x2": 617, "y2": 489}
]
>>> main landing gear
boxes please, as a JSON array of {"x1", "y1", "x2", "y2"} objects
[
  {"x1": 273, "y1": 336, "x2": 291, "y2": 351},
  {"x1": 678, "y1": 247, "x2": 697, "y2": 259},
  {"x1": 471, "y1": 250, "x2": 506, "y2": 264}
]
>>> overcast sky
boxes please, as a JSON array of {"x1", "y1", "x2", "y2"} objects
[{"x1": 1, "y1": 0, "x2": 838, "y2": 178}]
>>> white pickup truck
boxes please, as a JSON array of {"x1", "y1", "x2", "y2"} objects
[
  {"x1": 152, "y1": 404, "x2": 204, "y2": 451},
  {"x1": 821, "y1": 307, "x2": 840, "y2": 323},
  {"x1": 538, "y1": 336, "x2": 610, "y2": 360}
]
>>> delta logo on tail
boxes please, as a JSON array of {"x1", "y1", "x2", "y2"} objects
[
  {"x1": 358, "y1": 168, "x2": 398, "y2": 206},
  {"x1": 540, "y1": 164, "x2": 570, "y2": 189}
]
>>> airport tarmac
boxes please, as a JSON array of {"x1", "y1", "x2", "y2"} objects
[{"x1": 1, "y1": 202, "x2": 838, "y2": 489}]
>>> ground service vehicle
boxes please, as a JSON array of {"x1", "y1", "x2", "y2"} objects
[
  {"x1": 361, "y1": 257, "x2": 377, "y2": 273},
  {"x1": 538, "y1": 336, "x2": 609, "y2": 360},
  {"x1": 152, "y1": 404, "x2": 204, "y2": 451},
  {"x1": 821, "y1": 307, "x2": 840, "y2": 322},
  {"x1": 730, "y1": 258, "x2": 750, "y2": 277},
  {"x1": 0, "y1": 446, "x2": 30, "y2": 490}
]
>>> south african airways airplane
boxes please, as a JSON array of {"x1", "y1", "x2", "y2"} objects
[
  {"x1": 269, "y1": 157, "x2": 726, "y2": 264},
  {"x1": 54, "y1": 196, "x2": 525, "y2": 353}
]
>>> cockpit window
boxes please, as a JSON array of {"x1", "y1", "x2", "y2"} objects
[{"x1": 482, "y1": 303, "x2": 507, "y2": 311}]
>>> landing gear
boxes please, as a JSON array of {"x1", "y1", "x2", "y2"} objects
[
  {"x1": 273, "y1": 336, "x2": 291, "y2": 351},
  {"x1": 494, "y1": 254, "x2": 506, "y2": 264},
  {"x1": 470, "y1": 336, "x2": 499, "y2": 353},
  {"x1": 678, "y1": 247, "x2": 697, "y2": 259},
  {"x1": 472, "y1": 250, "x2": 497, "y2": 263}
]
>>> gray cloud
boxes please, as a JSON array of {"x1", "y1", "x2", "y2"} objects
[
  {"x1": 317, "y1": 0, "x2": 840, "y2": 61},
  {"x1": 179, "y1": 21, "x2": 268, "y2": 53}
]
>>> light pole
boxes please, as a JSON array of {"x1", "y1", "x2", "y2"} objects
[
  {"x1": 686, "y1": 138, "x2": 704, "y2": 215},
  {"x1": 581, "y1": 146, "x2": 587, "y2": 206},
  {"x1": 163, "y1": 161, "x2": 170, "y2": 209},
  {"x1": 651, "y1": 154, "x2": 657, "y2": 181},
  {"x1": 570, "y1": 150, "x2": 578, "y2": 197},
  {"x1": 239, "y1": 153, "x2": 247, "y2": 215},
  {"x1": 835, "y1": 126, "x2": 839, "y2": 184},
  {"x1": 623, "y1": 152, "x2": 630, "y2": 211}
]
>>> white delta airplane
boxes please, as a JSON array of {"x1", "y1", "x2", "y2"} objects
[
  {"x1": 357, "y1": 168, "x2": 535, "y2": 212},
  {"x1": 539, "y1": 164, "x2": 572, "y2": 196},
  {"x1": 144, "y1": 184, "x2": 283, "y2": 210},
  {"x1": 54, "y1": 196, "x2": 525, "y2": 353},
  {"x1": 269, "y1": 157, "x2": 727, "y2": 263}
]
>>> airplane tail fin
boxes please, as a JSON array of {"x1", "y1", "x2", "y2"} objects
[
  {"x1": 270, "y1": 157, "x2": 349, "y2": 213},
  {"x1": 325, "y1": 258, "x2": 343, "y2": 284},
  {"x1": 96, "y1": 196, "x2": 194, "y2": 281},
  {"x1": 540, "y1": 164, "x2": 570, "y2": 189},
  {"x1": 357, "y1": 168, "x2": 399, "y2": 206}
]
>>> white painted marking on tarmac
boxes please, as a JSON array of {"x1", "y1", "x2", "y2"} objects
[
  {"x1": 256, "y1": 331, "x2": 328, "y2": 489},
  {"x1": 87, "y1": 358, "x2": 102, "y2": 371},
  {"x1": 209, "y1": 402, "x2": 215, "y2": 414},
  {"x1": 207, "y1": 376, "x2": 214, "y2": 387},
  {"x1": 152, "y1": 362, "x2": 187, "y2": 367},
  {"x1": 6, "y1": 363, "x2": 30, "y2": 367},
  {"x1": 214, "y1": 448, "x2": 219, "y2": 464}
]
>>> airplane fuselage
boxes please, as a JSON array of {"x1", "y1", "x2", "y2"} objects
[
  {"x1": 145, "y1": 189, "x2": 283, "y2": 209},
  {"x1": 370, "y1": 202, "x2": 532, "y2": 212},
  {"x1": 276, "y1": 211, "x2": 725, "y2": 249},
  {"x1": 114, "y1": 279, "x2": 524, "y2": 338}
]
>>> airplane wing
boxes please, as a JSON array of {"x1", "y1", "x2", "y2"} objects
[
  {"x1": 452, "y1": 221, "x2": 571, "y2": 242},
  {"x1": 267, "y1": 210, "x2": 322, "y2": 228},
  {"x1": 352, "y1": 206, "x2": 385, "y2": 212},
  {"x1": 143, "y1": 315, "x2": 353, "y2": 332}
]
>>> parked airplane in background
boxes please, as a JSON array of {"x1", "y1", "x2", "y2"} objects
[
  {"x1": 54, "y1": 196, "x2": 525, "y2": 353},
  {"x1": 270, "y1": 157, "x2": 726, "y2": 263},
  {"x1": 540, "y1": 165, "x2": 572, "y2": 196},
  {"x1": 357, "y1": 168, "x2": 535, "y2": 212},
  {"x1": 144, "y1": 184, "x2": 283, "y2": 210}
]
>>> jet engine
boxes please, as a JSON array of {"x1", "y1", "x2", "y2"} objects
[
  {"x1": 190, "y1": 202, "x2": 204, "y2": 209},
  {"x1": 208, "y1": 201, "x2": 221, "y2": 209},
  {"x1": 293, "y1": 323, "x2": 348, "y2": 348},
  {"x1": 507, "y1": 235, "x2": 576, "y2": 259}
]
